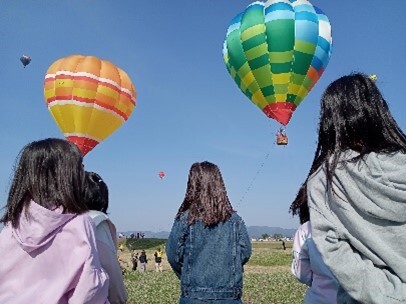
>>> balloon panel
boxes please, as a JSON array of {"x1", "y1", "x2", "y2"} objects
[
  {"x1": 224, "y1": 0, "x2": 332, "y2": 125},
  {"x1": 44, "y1": 55, "x2": 136, "y2": 155}
]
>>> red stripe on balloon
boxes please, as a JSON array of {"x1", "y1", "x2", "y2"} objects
[
  {"x1": 263, "y1": 102, "x2": 297, "y2": 126},
  {"x1": 66, "y1": 135, "x2": 100, "y2": 156}
]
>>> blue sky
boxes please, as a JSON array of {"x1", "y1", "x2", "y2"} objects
[{"x1": 1, "y1": 1, "x2": 405, "y2": 232}]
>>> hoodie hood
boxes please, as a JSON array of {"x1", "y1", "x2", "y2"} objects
[
  {"x1": 332, "y1": 150, "x2": 406, "y2": 222},
  {"x1": 13, "y1": 200, "x2": 76, "y2": 253}
]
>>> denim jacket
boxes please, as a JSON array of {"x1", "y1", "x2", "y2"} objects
[{"x1": 166, "y1": 211, "x2": 251, "y2": 303}]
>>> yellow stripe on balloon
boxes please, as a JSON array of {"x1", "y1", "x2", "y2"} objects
[
  {"x1": 97, "y1": 85, "x2": 120, "y2": 100},
  {"x1": 245, "y1": 43, "x2": 268, "y2": 61},
  {"x1": 275, "y1": 94, "x2": 287, "y2": 102},
  {"x1": 55, "y1": 78, "x2": 74, "y2": 88},
  {"x1": 238, "y1": 62, "x2": 252, "y2": 78},
  {"x1": 241, "y1": 71, "x2": 256, "y2": 89},
  {"x1": 287, "y1": 83, "x2": 301, "y2": 96},
  {"x1": 294, "y1": 40, "x2": 316, "y2": 55},
  {"x1": 251, "y1": 90, "x2": 268, "y2": 108},
  {"x1": 296, "y1": 86, "x2": 309, "y2": 100},
  {"x1": 49, "y1": 103, "x2": 124, "y2": 139},
  {"x1": 269, "y1": 51, "x2": 293, "y2": 64},
  {"x1": 272, "y1": 73, "x2": 291, "y2": 85},
  {"x1": 73, "y1": 88, "x2": 97, "y2": 99},
  {"x1": 241, "y1": 24, "x2": 265, "y2": 42}
]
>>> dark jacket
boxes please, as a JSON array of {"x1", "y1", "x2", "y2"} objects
[
  {"x1": 166, "y1": 211, "x2": 251, "y2": 303},
  {"x1": 139, "y1": 253, "x2": 147, "y2": 263}
]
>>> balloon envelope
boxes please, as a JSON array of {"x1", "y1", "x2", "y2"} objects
[
  {"x1": 44, "y1": 55, "x2": 136, "y2": 155},
  {"x1": 20, "y1": 55, "x2": 31, "y2": 67},
  {"x1": 223, "y1": 0, "x2": 333, "y2": 125}
]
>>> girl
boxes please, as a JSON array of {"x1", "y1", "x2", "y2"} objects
[
  {"x1": 306, "y1": 73, "x2": 406, "y2": 303},
  {"x1": 84, "y1": 171, "x2": 128, "y2": 304},
  {"x1": 166, "y1": 161, "x2": 251, "y2": 304},
  {"x1": 290, "y1": 183, "x2": 338, "y2": 303},
  {"x1": 0, "y1": 138, "x2": 109, "y2": 303}
]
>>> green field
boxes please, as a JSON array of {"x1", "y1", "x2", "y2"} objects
[{"x1": 120, "y1": 239, "x2": 307, "y2": 304}]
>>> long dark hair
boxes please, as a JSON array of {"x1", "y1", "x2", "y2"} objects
[
  {"x1": 1, "y1": 138, "x2": 87, "y2": 227},
  {"x1": 176, "y1": 161, "x2": 233, "y2": 226},
  {"x1": 289, "y1": 182, "x2": 309, "y2": 225},
  {"x1": 308, "y1": 72, "x2": 406, "y2": 187},
  {"x1": 83, "y1": 171, "x2": 109, "y2": 214}
]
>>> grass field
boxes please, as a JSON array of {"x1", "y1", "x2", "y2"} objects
[{"x1": 119, "y1": 238, "x2": 307, "y2": 304}]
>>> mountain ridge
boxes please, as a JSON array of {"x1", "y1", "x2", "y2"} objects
[{"x1": 120, "y1": 225, "x2": 298, "y2": 239}]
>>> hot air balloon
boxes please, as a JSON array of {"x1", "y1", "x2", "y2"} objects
[
  {"x1": 20, "y1": 55, "x2": 31, "y2": 67},
  {"x1": 223, "y1": 0, "x2": 333, "y2": 126},
  {"x1": 44, "y1": 55, "x2": 136, "y2": 156},
  {"x1": 158, "y1": 171, "x2": 165, "y2": 179},
  {"x1": 369, "y1": 74, "x2": 377, "y2": 82}
]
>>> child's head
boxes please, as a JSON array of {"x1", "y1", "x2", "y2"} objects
[
  {"x1": 1, "y1": 138, "x2": 87, "y2": 227},
  {"x1": 176, "y1": 161, "x2": 233, "y2": 226},
  {"x1": 83, "y1": 171, "x2": 109, "y2": 213},
  {"x1": 318, "y1": 72, "x2": 406, "y2": 155}
]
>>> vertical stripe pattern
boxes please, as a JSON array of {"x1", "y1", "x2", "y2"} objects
[{"x1": 224, "y1": 0, "x2": 332, "y2": 125}]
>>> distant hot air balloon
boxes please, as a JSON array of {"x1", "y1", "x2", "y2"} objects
[
  {"x1": 20, "y1": 55, "x2": 31, "y2": 67},
  {"x1": 369, "y1": 74, "x2": 378, "y2": 82},
  {"x1": 44, "y1": 55, "x2": 136, "y2": 156},
  {"x1": 223, "y1": 0, "x2": 333, "y2": 126},
  {"x1": 158, "y1": 171, "x2": 165, "y2": 179}
]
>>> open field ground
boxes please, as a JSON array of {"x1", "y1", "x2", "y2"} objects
[{"x1": 119, "y1": 239, "x2": 307, "y2": 304}]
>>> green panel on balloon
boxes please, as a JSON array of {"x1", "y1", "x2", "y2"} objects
[
  {"x1": 253, "y1": 66, "x2": 273, "y2": 88},
  {"x1": 262, "y1": 85, "x2": 275, "y2": 97},
  {"x1": 303, "y1": 77, "x2": 313, "y2": 89},
  {"x1": 227, "y1": 34, "x2": 248, "y2": 70},
  {"x1": 248, "y1": 54, "x2": 269, "y2": 70},
  {"x1": 292, "y1": 51, "x2": 313, "y2": 75},
  {"x1": 271, "y1": 62, "x2": 292, "y2": 74},
  {"x1": 287, "y1": 94, "x2": 297, "y2": 102},
  {"x1": 266, "y1": 21, "x2": 294, "y2": 52},
  {"x1": 240, "y1": 8, "x2": 264, "y2": 33},
  {"x1": 291, "y1": 74, "x2": 306, "y2": 85},
  {"x1": 274, "y1": 84, "x2": 288, "y2": 94}
]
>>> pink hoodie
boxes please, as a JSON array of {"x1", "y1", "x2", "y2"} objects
[{"x1": 0, "y1": 201, "x2": 110, "y2": 304}]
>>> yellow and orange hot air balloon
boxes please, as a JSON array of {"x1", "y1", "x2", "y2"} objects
[{"x1": 44, "y1": 55, "x2": 136, "y2": 156}]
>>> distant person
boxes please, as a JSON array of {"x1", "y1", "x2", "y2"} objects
[
  {"x1": 290, "y1": 183, "x2": 338, "y2": 303},
  {"x1": 281, "y1": 240, "x2": 286, "y2": 250},
  {"x1": 154, "y1": 247, "x2": 163, "y2": 272},
  {"x1": 0, "y1": 138, "x2": 109, "y2": 303},
  {"x1": 166, "y1": 161, "x2": 251, "y2": 303},
  {"x1": 84, "y1": 171, "x2": 128, "y2": 304},
  {"x1": 139, "y1": 250, "x2": 148, "y2": 272},
  {"x1": 131, "y1": 249, "x2": 138, "y2": 271},
  {"x1": 306, "y1": 73, "x2": 406, "y2": 302}
]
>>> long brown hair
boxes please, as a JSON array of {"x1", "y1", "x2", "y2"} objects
[
  {"x1": 309, "y1": 73, "x2": 406, "y2": 190},
  {"x1": 1, "y1": 138, "x2": 87, "y2": 227},
  {"x1": 176, "y1": 161, "x2": 233, "y2": 226},
  {"x1": 289, "y1": 182, "x2": 309, "y2": 225}
]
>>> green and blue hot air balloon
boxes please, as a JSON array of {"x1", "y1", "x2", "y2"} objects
[{"x1": 223, "y1": 0, "x2": 333, "y2": 126}]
